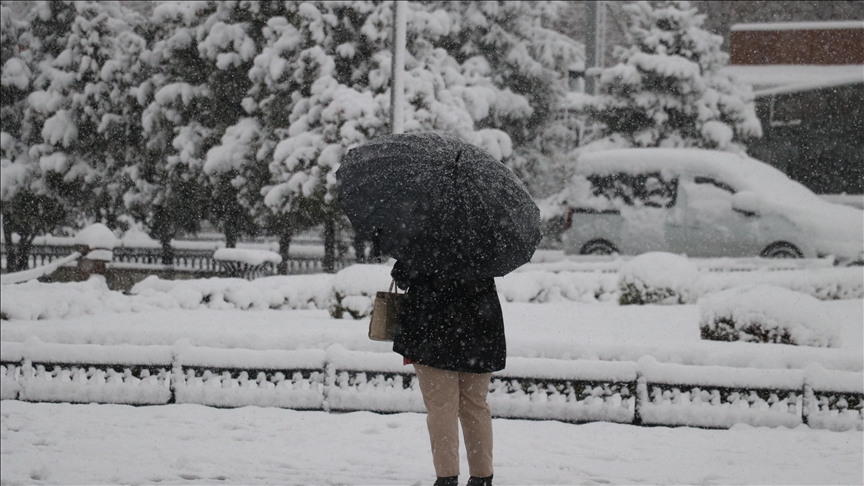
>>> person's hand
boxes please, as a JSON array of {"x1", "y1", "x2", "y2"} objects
[{"x1": 391, "y1": 260, "x2": 412, "y2": 291}]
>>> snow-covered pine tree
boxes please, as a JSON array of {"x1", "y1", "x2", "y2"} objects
[
  {"x1": 129, "y1": 1, "x2": 216, "y2": 261},
  {"x1": 234, "y1": 4, "x2": 328, "y2": 268},
  {"x1": 582, "y1": 0, "x2": 761, "y2": 152},
  {"x1": 249, "y1": 1, "x2": 536, "y2": 267},
  {"x1": 1, "y1": 5, "x2": 67, "y2": 272},
  {"x1": 420, "y1": 1, "x2": 583, "y2": 197},
  {"x1": 19, "y1": 1, "x2": 144, "y2": 232},
  {"x1": 197, "y1": 1, "x2": 303, "y2": 250}
]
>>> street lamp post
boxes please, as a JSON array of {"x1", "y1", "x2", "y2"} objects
[
  {"x1": 390, "y1": 0, "x2": 407, "y2": 135},
  {"x1": 585, "y1": 1, "x2": 606, "y2": 95}
]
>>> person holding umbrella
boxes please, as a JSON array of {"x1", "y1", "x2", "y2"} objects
[{"x1": 337, "y1": 133, "x2": 541, "y2": 486}]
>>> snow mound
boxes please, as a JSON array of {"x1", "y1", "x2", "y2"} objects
[
  {"x1": 699, "y1": 285, "x2": 842, "y2": 348},
  {"x1": 618, "y1": 252, "x2": 699, "y2": 305},
  {"x1": 0, "y1": 274, "x2": 336, "y2": 320},
  {"x1": 74, "y1": 223, "x2": 118, "y2": 250},
  {"x1": 496, "y1": 271, "x2": 618, "y2": 303},
  {"x1": 699, "y1": 267, "x2": 863, "y2": 301}
]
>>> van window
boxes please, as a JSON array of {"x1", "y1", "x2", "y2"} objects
[
  {"x1": 587, "y1": 172, "x2": 678, "y2": 208},
  {"x1": 694, "y1": 177, "x2": 736, "y2": 194}
]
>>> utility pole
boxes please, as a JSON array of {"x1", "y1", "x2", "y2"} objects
[
  {"x1": 368, "y1": 0, "x2": 406, "y2": 263},
  {"x1": 585, "y1": 1, "x2": 606, "y2": 95},
  {"x1": 390, "y1": 0, "x2": 407, "y2": 135}
]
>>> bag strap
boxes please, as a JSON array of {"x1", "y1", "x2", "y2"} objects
[{"x1": 388, "y1": 279, "x2": 402, "y2": 294}]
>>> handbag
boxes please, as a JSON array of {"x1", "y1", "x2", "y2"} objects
[{"x1": 368, "y1": 279, "x2": 404, "y2": 342}]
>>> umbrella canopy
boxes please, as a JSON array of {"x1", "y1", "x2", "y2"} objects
[{"x1": 336, "y1": 132, "x2": 541, "y2": 279}]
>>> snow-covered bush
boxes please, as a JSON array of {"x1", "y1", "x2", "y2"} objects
[
  {"x1": 618, "y1": 252, "x2": 699, "y2": 305},
  {"x1": 329, "y1": 264, "x2": 393, "y2": 319},
  {"x1": 699, "y1": 285, "x2": 841, "y2": 348},
  {"x1": 0, "y1": 273, "x2": 335, "y2": 320},
  {"x1": 497, "y1": 271, "x2": 619, "y2": 303},
  {"x1": 699, "y1": 267, "x2": 863, "y2": 301},
  {"x1": 130, "y1": 274, "x2": 334, "y2": 311},
  {"x1": 578, "y1": 1, "x2": 761, "y2": 153}
]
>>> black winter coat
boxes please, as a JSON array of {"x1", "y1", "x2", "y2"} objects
[{"x1": 391, "y1": 260, "x2": 506, "y2": 373}]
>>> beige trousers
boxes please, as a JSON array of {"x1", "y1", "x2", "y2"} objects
[{"x1": 414, "y1": 364, "x2": 494, "y2": 478}]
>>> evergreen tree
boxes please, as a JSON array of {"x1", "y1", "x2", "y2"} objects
[
  {"x1": 421, "y1": 1, "x2": 583, "y2": 196},
  {"x1": 3, "y1": 2, "x2": 143, "y2": 270},
  {"x1": 581, "y1": 1, "x2": 762, "y2": 152},
  {"x1": 19, "y1": 1, "x2": 144, "y2": 232},
  {"x1": 129, "y1": 1, "x2": 216, "y2": 260},
  {"x1": 1, "y1": 4, "x2": 66, "y2": 272},
  {"x1": 238, "y1": 1, "x2": 541, "y2": 267}
]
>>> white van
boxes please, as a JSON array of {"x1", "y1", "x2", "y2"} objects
[{"x1": 561, "y1": 148, "x2": 864, "y2": 264}]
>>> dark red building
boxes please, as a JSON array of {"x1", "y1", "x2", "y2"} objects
[{"x1": 726, "y1": 21, "x2": 864, "y2": 195}]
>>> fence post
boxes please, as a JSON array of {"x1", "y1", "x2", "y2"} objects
[
  {"x1": 18, "y1": 358, "x2": 32, "y2": 401},
  {"x1": 633, "y1": 373, "x2": 647, "y2": 425},
  {"x1": 802, "y1": 384, "x2": 814, "y2": 426}
]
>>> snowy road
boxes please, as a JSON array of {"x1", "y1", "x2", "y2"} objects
[{"x1": 1, "y1": 400, "x2": 861, "y2": 485}]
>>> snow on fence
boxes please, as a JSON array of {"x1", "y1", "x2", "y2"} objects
[
  {"x1": 0, "y1": 242, "x2": 350, "y2": 277},
  {"x1": 2, "y1": 340, "x2": 860, "y2": 431}
]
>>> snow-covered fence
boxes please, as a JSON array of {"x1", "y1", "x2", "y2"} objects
[
  {"x1": 2, "y1": 340, "x2": 860, "y2": 431},
  {"x1": 1, "y1": 242, "x2": 350, "y2": 276},
  {"x1": 213, "y1": 248, "x2": 282, "y2": 279},
  {"x1": 0, "y1": 341, "x2": 172, "y2": 405}
]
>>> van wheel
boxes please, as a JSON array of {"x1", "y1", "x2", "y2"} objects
[
  {"x1": 580, "y1": 240, "x2": 618, "y2": 255},
  {"x1": 761, "y1": 242, "x2": 803, "y2": 259}
]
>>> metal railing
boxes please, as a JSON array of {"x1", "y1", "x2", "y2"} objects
[{"x1": 1, "y1": 243, "x2": 351, "y2": 277}]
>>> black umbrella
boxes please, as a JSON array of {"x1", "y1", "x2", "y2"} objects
[{"x1": 336, "y1": 132, "x2": 541, "y2": 279}]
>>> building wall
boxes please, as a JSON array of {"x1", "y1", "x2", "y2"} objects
[
  {"x1": 730, "y1": 27, "x2": 864, "y2": 65},
  {"x1": 693, "y1": 1, "x2": 864, "y2": 51},
  {"x1": 748, "y1": 83, "x2": 864, "y2": 194}
]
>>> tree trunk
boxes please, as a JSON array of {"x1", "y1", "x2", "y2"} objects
[
  {"x1": 353, "y1": 235, "x2": 367, "y2": 263},
  {"x1": 371, "y1": 230, "x2": 382, "y2": 263},
  {"x1": 323, "y1": 217, "x2": 335, "y2": 273},
  {"x1": 3, "y1": 222, "x2": 34, "y2": 273},
  {"x1": 14, "y1": 236, "x2": 34, "y2": 272},
  {"x1": 278, "y1": 230, "x2": 292, "y2": 275},
  {"x1": 160, "y1": 236, "x2": 174, "y2": 266},
  {"x1": 224, "y1": 218, "x2": 238, "y2": 248},
  {"x1": 3, "y1": 221, "x2": 18, "y2": 272}
]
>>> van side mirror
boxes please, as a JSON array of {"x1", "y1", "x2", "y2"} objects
[{"x1": 732, "y1": 191, "x2": 760, "y2": 217}]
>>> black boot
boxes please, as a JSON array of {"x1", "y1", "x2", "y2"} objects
[
  {"x1": 434, "y1": 477, "x2": 458, "y2": 486},
  {"x1": 466, "y1": 475, "x2": 493, "y2": 486}
]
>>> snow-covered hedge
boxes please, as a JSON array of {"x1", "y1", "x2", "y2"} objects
[
  {"x1": 0, "y1": 274, "x2": 335, "y2": 320},
  {"x1": 699, "y1": 267, "x2": 863, "y2": 301},
  {"x1": 699, "y1": 285, "x2": 842, "y2": 348},
  {"x1": 1, "y1": 261, "x2": 861, "y2": 322},
  {"x1": 328, "y1": 264, "x2": 393, "y2": 319},
  {"x1": 130, "y1": 274, "x2": 333, "y2": 311},
  {"x1": 496, "y1": 271, "x2": 619, "y2": 303},
  {"x1": 617, "y1": 253, "x2": 700, "y2": 305}
]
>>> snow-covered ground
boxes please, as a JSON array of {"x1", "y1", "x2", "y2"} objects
[
  {"x1": 2, "y1": 300, "x2": 861, "y2": 370},
  {"x1": 1, "y1": 401, "x2": 861, "y2": 485},
  {"x1": 2, "y1": 271, "x2": 862, "y2": 484}
]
